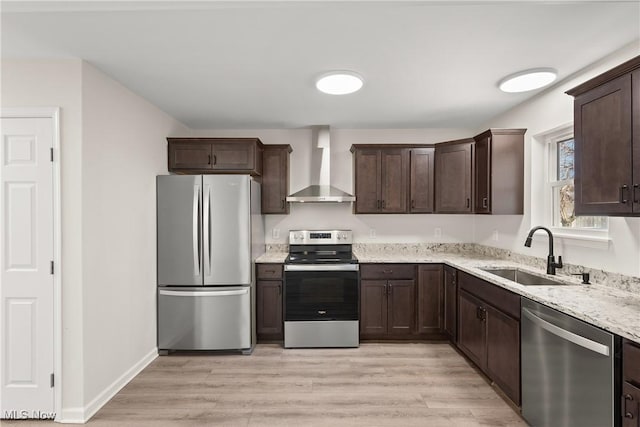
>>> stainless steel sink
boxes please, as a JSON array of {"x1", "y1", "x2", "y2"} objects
[{"x1": 480, "y1": 268, "x2": 569, "y2": 286}]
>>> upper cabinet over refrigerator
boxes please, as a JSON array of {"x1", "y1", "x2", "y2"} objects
[{"x1": 157, "y1": 174, "x2": 252, "y2": 286}]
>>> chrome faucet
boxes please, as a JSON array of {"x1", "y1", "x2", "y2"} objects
[{"x1": 524, "y1": 226, "x2": 563, "y2": 275}]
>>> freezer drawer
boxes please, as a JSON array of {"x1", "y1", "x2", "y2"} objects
[{"x1": 158, "y1": 287, "x2": 252, "y2": 351}]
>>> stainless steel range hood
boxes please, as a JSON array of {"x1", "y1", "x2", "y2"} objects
[{"x1": 286, "y1": 126, "x2": 355, "y2": 203}]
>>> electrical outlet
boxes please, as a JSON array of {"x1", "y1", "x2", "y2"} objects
[
  {"x1": 272, "y1": 228, "x2": 280, "y2": 239},
  {"x1": 492, "y1": 230, "x2": 499, "y2": 242},
  {"x1": 369, "y1": 228, "x2": 377, "y2": 239},
  {"x1": 434, "y1": 227, "x2": 442, "y2": 239}
]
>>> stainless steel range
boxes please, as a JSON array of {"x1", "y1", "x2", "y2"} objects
[{"x1": 284, "y1": 230, "x2": 359, "y2": 348}]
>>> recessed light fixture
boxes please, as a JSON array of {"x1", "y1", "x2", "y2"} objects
[
  {"x1": 316, "y1": 71, "x2": 364, "y2": 95},
  {"x1": 498, "y1": 68, "x2": 557, "y2": 93}
]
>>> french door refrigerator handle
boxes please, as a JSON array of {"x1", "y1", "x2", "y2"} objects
[
  {"x1": 522, "y1": 308, "x2": 610, "y2": 356},
  {"x1": 203, "y1": 184, "x2": 211, "y2": 276},
  {"x1": 192, "y1": 184, "x2": 201, "y2": 277},
  {"x1": 159, "y1": 289, "x2": 249, "y2": 297}
]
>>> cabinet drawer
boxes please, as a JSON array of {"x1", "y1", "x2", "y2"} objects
[
  {"x1": 625, "y1": 340, "x2": 640, "y2": 384},
  {"x1": 256, "y1": 264, "x2": 283, "y2": 280},
  {"x1": 458, "y1": 271, "x2": 520, "y2": 319},
  {"x1": 360, "y1": 264, "x2": 416, "y2": 280}
]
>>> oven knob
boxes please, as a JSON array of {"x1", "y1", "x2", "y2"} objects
[{"x1": 294, "y1": 232, "x2": 303, "y2": 241}]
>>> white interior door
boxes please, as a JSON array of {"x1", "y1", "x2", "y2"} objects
[{"x1": 0, "y1": 117, "x2": 55, "y2": 418}]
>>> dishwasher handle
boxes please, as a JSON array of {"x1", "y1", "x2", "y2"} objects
[{"x1": 522, "y1": 308, "x2": 610, "y2": 356}]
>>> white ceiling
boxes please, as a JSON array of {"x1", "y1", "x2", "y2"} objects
[{"x1": 2, "y1": 1, "x2": 639, "y2": 129}]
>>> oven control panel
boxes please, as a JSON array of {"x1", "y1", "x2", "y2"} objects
[{"x1": 289, "y1": 230, "x2": 353, "y2": 245}]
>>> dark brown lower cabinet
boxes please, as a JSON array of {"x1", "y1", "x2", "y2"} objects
[
  {"x1": 457, "y1": 290, "x2": 487, "y2": 369},
  {"x1": 443, "y1": 266, "x2": 457, "y2": 341},
  {"x1": 623, "y1": 339, "x2": 640, "y2": 426},
  {"x1": 360, "y1": 280, "x2": 388, "y2": 336},
  {"x1": 417, "y1": 265, "x2": 443, "y2": 336},
  {"x1": 360, "y1": 278, "x2": 416, "y2": 339},
  {"x1": 256, "y1": 280, "x2": 283, "y2": 341},
  {"x1": 256, "y1": 264, "x2": 283, "y2": 341},
  {"x1": 457, "y1": 272, "x2": 521, "y2": 405},
  {"x1": 388, "y1": 280, "x2": 416, "y2": 335},
  {"x1": 623, "y1": 382, "x2": 640, "y2": 427},
  {"x1": 485, "y1": 305, "x2": 520, "y2": 404}
]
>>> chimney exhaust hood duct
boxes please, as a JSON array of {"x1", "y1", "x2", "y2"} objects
[{"x1": 286, "y1": 125, "x2": 355, "y2": 203}]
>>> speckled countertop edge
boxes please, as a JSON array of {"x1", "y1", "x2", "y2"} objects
[{"x1": 255, "y1": 248, "x2": 640, "y2": 343}]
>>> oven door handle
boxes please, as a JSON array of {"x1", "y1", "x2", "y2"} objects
[{"x1": 284, "y1": 264, "x2": 359, "y2": 272}]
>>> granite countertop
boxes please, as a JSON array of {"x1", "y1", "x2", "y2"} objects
[{"x1": 257, "y1": 247, "x2": 640, "y2": 343}]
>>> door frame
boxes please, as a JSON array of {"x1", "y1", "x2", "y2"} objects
[{"x1": 1, "y1": 107, "x2": 62, "y2": 421}]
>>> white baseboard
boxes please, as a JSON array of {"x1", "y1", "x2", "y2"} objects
[{"x1": 57, "y1": 348, "x2": 158, "y2": 424}]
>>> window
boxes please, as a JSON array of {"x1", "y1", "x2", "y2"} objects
[{"x1": 546, "y1": 126, "x2": 607, "y2": 231}]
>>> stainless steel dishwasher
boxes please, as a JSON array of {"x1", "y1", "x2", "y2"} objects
[{"x1": 521, "y1": 298, "x2": 621, "y2": 427}]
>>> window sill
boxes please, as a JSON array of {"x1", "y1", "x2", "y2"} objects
[{"x1": 534, "y1": 228, "x2": 611, "y2": 250}]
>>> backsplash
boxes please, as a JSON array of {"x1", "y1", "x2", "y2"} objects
[{"x1": 263, "y1": 242, "x2": 640, "y2": 294}]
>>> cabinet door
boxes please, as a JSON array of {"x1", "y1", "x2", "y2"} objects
[
  {"x1": 256, "y1": 280, "x2": 283, "y2": 339},
  {"x1": 262, "y1": 147, "x2": 290, "y2": 214},
  {"x1": 387, "y1": 279, "x2": 416, "y2": 335},
  {"x1": 435, "y1": 142, "x2": 473, "y2": 213},
  {"x1": 474, "y1": 136, "x2": 491, "y2": 214},
  {"x1": 443, "y1": 266, "x2": 457, "y2": 341},
  {"x1": 574, "y1": 74, "x2": 633, "y2": 215},
  {"x1": 380, "y1": 149, "x2": 408, "y2": 213},
  {"x1": 168, "y1": 142, "x2": 212, "y2": 170},
  {"x1": 211, "y1": 141, "x2": 258, "y2": 172},
  {"x1": 633, "y1": 69, "x2": 640, "y2": 213},
  {"x1": 457, "y1": 290, "x2": 486, "y2": 370},
  {"x1": 410, "y1": 148, "x2": 435, "y2": 213},
  {"x1": 623, "y1": 382, "x2": 640, "y2": 427},
  {"x1": 354, "y1": 149, "x2": 381, "y2": 213},
  {"x1": 360, "y1": 280, "x2": 388, "y2": 336},
  {"x1": 485, "y1": 305, "x2": 520, "y2": 405},
  {"x1": 417, "y1": 265, "x2": 443, "y2": 334}
]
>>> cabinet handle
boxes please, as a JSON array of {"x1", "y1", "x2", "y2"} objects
[
  {"x1": 634, "y1": 184, "x2": 639, "y2": 204},
  {"x1": 382, "y1": 200, "x2": 386, "y2": 209},
  {"x1": 624, "y1": 394, "x2": 634, "y2": 419},
  {"x1": 466, "y1": 198, "x2": 470, "y2": 209},
  {"x1": 278, "y1": 284, "x2": 282, "y2": 296},
  {"x1": 281, "y1": 199, "x2": 285, "y2": 209},
  {"x1": 388, "y1": 283, "x2": 393, "y2": 295},
  {"x1": 265, "y1": 269, "x2": 275, "y2": 274},
  {"x1": 620, "y1": 185, "x2": 629, "y2": 204},
  {"x1": 411, "y1": 199, "x2": 415, "y2": 209},
  {"x1": 382, "y1": 269, "x2": 393, "y2": 274},
  {"x1": 482, "y1": 197, "x2": 488, "y2": 209},
  {"x1": 207, "y1": 154, "x2": 211, "y2": 165},
  {"x1": 213, "y1": 154, "x2": 217, "y2": 165}
]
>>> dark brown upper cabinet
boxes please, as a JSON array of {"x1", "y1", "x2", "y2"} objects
[
  {"x1": 567, "y1": 55, "x2": 640, "y2": 216},
  {"x1": 167, "y1": 138, "x2": 264, "y2": 176},
  {"x1": 351, "y1": 147, "x2": 408, "y2": 214},
  {"x1": 261, "y1": 145, "x2": 292, "y2": 214},
  {"x1": 473, "y1": 129, "x2": 526, "y2": 215},
  {"x1": 410, "y1": 148, "x2": 435, "y2": 213},
  {"x1": 434, "y1": 139, "x2": 474, "y2": 213}
]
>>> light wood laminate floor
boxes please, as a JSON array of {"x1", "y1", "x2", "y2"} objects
[{"x1": 6, "y1": 343, "x2": 528, "y2": 426}]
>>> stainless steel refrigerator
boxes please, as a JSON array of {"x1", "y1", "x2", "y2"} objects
[{"x1": 156, "y1": 174, "x2": 264, "y2": 353}]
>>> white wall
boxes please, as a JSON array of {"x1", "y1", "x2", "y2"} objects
[
  {"x1": 1, "y1": 59, "x2": 189, "y2": 421},
  {"x1": 1, "y1": 59, "x2": 86, "y2": 414},
  {"x1": 80, "y1": 62, "x2": 188, "y2": 412},
  {"x1": 475, "y1": 41, "x2": 640, "y2": 277},
  {"x1": 190, "y1": 128, "x2": 477, "y2": 244}
]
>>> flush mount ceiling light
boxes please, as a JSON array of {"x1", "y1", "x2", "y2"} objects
[
  {"x1": 498, "y1": 68, "x2": 557, "y2": 93},
  {"x1": 316, "y1": 71, "x2": 364, "y2": 95}
]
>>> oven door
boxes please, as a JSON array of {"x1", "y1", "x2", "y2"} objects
[{"x1": 284, "y1": 266, "x2": 359, "y2": 321}]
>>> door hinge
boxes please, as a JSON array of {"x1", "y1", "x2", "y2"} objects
[
  {"x1": 50, "y1": 260, "x2": 54, "y2": 275},
  {"x1": 50, "y1": 373, "x2": 55, "y2": 388},
  {"x1": 50, "y1": 147, "x2": 54, "y2": 162}
]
